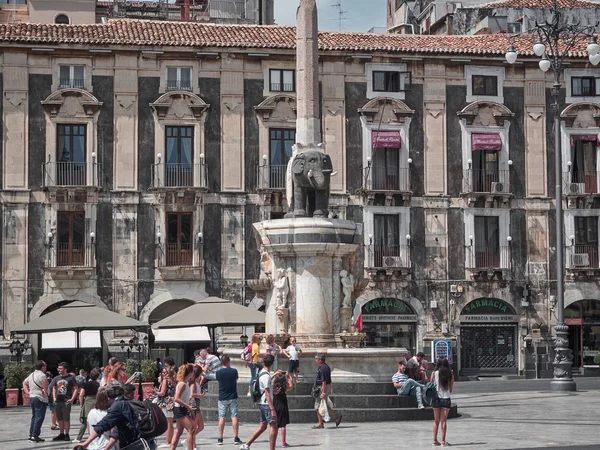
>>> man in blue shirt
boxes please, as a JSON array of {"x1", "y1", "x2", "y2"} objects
[{"x1": 215, "y1": 355, "x2": 241, "y2": 446}]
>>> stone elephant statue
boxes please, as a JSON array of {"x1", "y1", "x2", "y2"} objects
[{"x1": 285, "y1": 150, "x2": 333, "y2": 218}]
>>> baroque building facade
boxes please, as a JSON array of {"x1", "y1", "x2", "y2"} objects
[{"x1": 0, "y1": 20, "x2": 599, "y2": 377}]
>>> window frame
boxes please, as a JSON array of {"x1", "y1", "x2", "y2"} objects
[
  {"x1": 59, "y1": 65, "x2": 85, "y2": 89},
  {"x1": 55, "y1": 14, "x2": 70, "y2": 24},
  {"x1": 165, "y1": 212, "x2": 193, "y2": 267},
  {"x1": 465, "y1": 66, "x2": 505, "y2": 103},
  {"x1": 56, "y1": 211, "x2": 86, "y2": 267},
  {"x1": 166, "y1": 67, "x2": 193, "y2": 91},
  {"x1": 471, "y1": 74, "x2": 498, "y2": 97},
  {"x1": 269, "y1": 69, "x2": 296, "y2": 93},
  {"x1": 571, "y1": 76, "x2": 600, "y2": 97},
  {"x1": 372, "y1": 70, "x2": 412, "y2": 93}
]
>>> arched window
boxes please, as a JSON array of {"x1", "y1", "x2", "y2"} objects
[{"x1": 55, "y1": 14, "x2": 70, "y2": 24}]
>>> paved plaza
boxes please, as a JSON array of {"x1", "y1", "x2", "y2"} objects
[{"x1": 0, "y1": 379, "x2": 598, "y2": 450}]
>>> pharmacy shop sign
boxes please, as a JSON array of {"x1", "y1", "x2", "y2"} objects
[
  {"x1": 362, "y1": 298, "x2": 417, "y2": 323},
  {"x1": 459, "y1": 298, "x2": 518, "y2": 324}
]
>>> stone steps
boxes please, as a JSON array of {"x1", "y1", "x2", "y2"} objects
[{"x1": 199, "y1": 381, "x2": 459, "y2": 423}]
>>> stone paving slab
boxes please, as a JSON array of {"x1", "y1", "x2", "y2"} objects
[{"x1": 0, "y1": 388, "x2": 599, "y2": 450}]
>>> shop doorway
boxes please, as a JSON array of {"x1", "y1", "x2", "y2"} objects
[
  {"x1": 459, "y1": 298, "x2": 519, "y2": 375},
  {"x1": 361, "y1": 298, "x2": 417, "y2": 354},
  {"x1": 565, "y1": 300, "x2": 600, "y2": 367}
]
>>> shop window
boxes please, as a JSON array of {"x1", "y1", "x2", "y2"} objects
[
  {"x1": 57, "y1": 124, "x2": 87, "y2": 186},
  {"x1": 565, "y1": 300, "x2": 600, "y2": 366},
  {"x1": 572, "y1": 217, "x2": 599, "y2": 268},
  {"x1": 59, "y1": 65, "x2": 85, "y2": 89},
  {"x1": 166, "y1": 212, "x2": 193, "y2": 266},
  {"x1": 472, "y1": 75, "x2": 498, "y2": 97},
  {"x1": 57, "y1": 211, "x2": 85, "y2": 267},
  {"x1": 269, "y1": 69, "x2": 295, "y2": 93},
  {"x1": 167, "y1": 67, "x2": 192, "y2": 91},
  {"x1": 372, "y1": 70, "x2": 411, "y2": 93},
  {"x1": 474, "y1": 216, "x2": 500, "y2": 268},
  {"x1": 268, "y1": 128, "x2": 295, "y2": 189},
  {"x1": 571, "y1": 76, "x2": 600, "y2": 97},
  {"x1": 165, "y1": 126, "x2": 193, "y2": 187}
]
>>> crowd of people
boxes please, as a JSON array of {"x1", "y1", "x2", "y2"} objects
[{"x1": 19, "y1": 337, "x2": 454, "y2": 449}]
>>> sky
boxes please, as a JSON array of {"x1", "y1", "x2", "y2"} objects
[{"x1": 274, "y1": 0, "x2": 387, "y2": 32}]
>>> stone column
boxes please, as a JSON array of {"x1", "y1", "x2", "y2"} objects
[{"x1": 332, "y1": 257, "x2": 342, "y2": 333}]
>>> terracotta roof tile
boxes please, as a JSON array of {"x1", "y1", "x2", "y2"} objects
[
  {"x1": 0, "y1": 20, "x2": 591, "y2": 58},
  {"x1": 478, "y1": 0, "x2": 598, "y2": 8}
]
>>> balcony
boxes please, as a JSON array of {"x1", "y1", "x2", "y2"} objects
[
  {"x1": 166, "y1": 79, "x2": 193, "y2": 91},
  {"x1": 462, "y1": 169, "x2": 511, "y2": 195},
  {"x1": 365, "y1": 244, "x2": 411, "y2": 272},
  {"x1": 257, "y1": 164, "x2": 287, "y2": 190},
  {"x1": 467, "y1": 245, "x2": 510, "y2": 280},
  {"x1": 270, "y1": 83, "x2": 295, "y2": 92},
  {"x1": 563, "y1": 172, "x2": 599, "y2": 196},
  {"x1": 362, "y1": 166, "x2": 411, "y2": 205},
  {"x1": 567, "y1": 244, "x2": 600, "y2": 271},
  {"x1": 157, "y1": 243, "x2": 203, "y2": 280},
  {"x1": 47, "y1": 242, "x2": 95, "y2": 278},
  {"x1": 165, "y1": 243, "x2": 193, "y2": 267},
  {"x1": 152, "y1": 163, "x2": 207, "y2": 189},
  {"x1": 59, "y1": 78, "x2": 84, "y2": 89},
  {"x1": 42, "y1": 161, "x2": 101, "y2": 189}
]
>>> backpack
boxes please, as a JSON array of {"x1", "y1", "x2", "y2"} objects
[
  {"x1": 128, "y1": 399, "x2": 168, "y2": 440},
  {"x1": 423, "y1": 381, "x2": 439, "y2": 406},
  {"x1": 241, "y1": 344, "x2": 252, "y2": 362},
  {"x1": 251, "y1": 370, "x2": 269, "y2": 403}
]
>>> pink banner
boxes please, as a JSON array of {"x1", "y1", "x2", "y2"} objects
[
  {"x1": 570, "y1": 134, "x2": 600, "y2": 146},
  {"x1": 372, "y1": 131, "x2": 401, "y2": 148},
  {"x1": 471, "y1": 133, "x2": 502, "y2": 151}
]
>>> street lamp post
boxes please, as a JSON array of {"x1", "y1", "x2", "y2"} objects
[
  {"x1": 9, "y1": 339, "x2": 30, "y2": 366},
  {"x1": 505, "y1": 0, "x2": 599, "y2": 392}
]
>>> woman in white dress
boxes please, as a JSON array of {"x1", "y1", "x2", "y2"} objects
[{"x1": 86, "y1": 391, "x2": 110, "y2": 450}]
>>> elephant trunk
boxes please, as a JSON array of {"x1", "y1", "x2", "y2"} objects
[{"x1": 307, "y1": 169, "x2": 325, "y2": 188}]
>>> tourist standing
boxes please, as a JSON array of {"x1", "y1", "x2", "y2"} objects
[
  {"x1": 392, "y1": 360, "x2": 425, "y2": 409},
  {"x1": 282, "y1": 336, "x2": 302, "y2": 384},
  {"x1": 312, "y1": 354, "x2": 341, "y2": 429},
  {"x1": 264, "y1": 334, "x2": 282, "y2": 372},
  {"x1": 51, "y1": 362, "x2": 78, "y2": 442},
  {"x1": 170, "y1": 364, "x2": 198, "y2": 450},
  {"x1": 272, "y1": 370, "x2": 293, "y2": 448},
  {"x1": 215, "y1": 355, "x2": 242, "y2": 445},
  {"x1": 239, "y1": 354, "x2": 277, "y2": 450},
  {"x1": 431, "y1": 358, "x2": 453, "y2": 447},
  {"x1": 84, "y1": 391, "x2": 110, "y2": 450},
  {"x1": 189, "y1": 365, "x2": 206, "y2": 450},
  {"x1": 23, "y1": 360, "x2": 48, "y2": 443},
  {"x1": 247, "y1": 334, "x2": 262, "y2": 396},
  {"x1": 156, "y1": 366, "x2": 176, "y2": 448},
  {"x1": 75, "y1": 368, "x2": 100, "y2": 443}
]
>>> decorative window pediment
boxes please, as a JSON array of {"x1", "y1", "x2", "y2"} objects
[
  {"x1": 561, "y1": 102, "x2": 600, "y2": 128},
  {"x1": 358, "y1": 97, "x2": 414, "y2": 125},
  {"x1": 150, "y1": 91, "x2": 210, "y2": 120},
  {"x1": 458, "y1": 101, "x2": 514, "y2": 127},
  {"x1": 254, "y1": 94, "x2": 297, "y2": 122},
  {"x1": 41, "y1": 88, "x2": 103, "y2": 118}
]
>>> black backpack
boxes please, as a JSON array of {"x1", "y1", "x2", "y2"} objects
[
  {"x1": 128, "y1": 399, "x2": 168, "y2": 440},
  {"x1": 252, "y1": 370, "x2": 269, "y2": 403}
]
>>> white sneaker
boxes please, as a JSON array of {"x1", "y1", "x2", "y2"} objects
[
  {"x1": 418, "y1": 404, "x2": 425, "y2": 409},
  {"x1": 157, "y1": 445, "x2": 170, "y2": 448},
  {"x1": 72, "y1": 439, "x2": 82, "y2": 443},
  {"x1": 246, "y1": 391, "x2": 251, "y2": 397},
  {"x1": 239, "y1": 445, "x2": 250, "y2": 450}
]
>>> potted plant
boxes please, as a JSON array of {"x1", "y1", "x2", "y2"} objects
[
  {"x1": 5, "y1": 365, "x2": 22, "y2": 407},
  {"x1": 141, "y1": 360, "x2": 157, "y2": 399}
]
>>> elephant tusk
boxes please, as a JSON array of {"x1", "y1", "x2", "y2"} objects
[
  {"x1": 308, "y1": 170, "x2": 314, "y2": 178},
  {"x1": 331, "y1": 171, "x2": 338, "y2": 176}
]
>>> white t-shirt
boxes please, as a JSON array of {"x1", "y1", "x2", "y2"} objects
[
  {"x1": 25, "y1": 370, "x2": 48, "y2": 403},
  {"x1": 286, "y1": 345, "x2": 300, "y2": 360},
  {"x1": 258, "y1": 369, "x2": 272, "y2": 405},
  {"x1": 174, "y1": 382, "x2": 191, "y2": 407},
  {"x1": 87, "y1": 409, "x2": 109, "y2": 450},
  {"x1": 434, "y1": 371, "x2": 451, "y2": 399}
]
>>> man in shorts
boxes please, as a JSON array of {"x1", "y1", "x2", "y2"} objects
[
  {"x1": 239, "y1": 354, "x2": 277, "y2": 450},
  {"x1": 216, "y1": 355, "x2": 242, "y2": 445},
  {"x1": 51, "y1": 362, "x2": 78, "y2": 442}
]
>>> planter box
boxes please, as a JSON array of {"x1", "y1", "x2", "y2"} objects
[{"x1": 6, "y1": 388, "x2": 19, "y2": 407}]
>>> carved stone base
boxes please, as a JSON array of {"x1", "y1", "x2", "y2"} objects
[
  {"x1": 337, "y1": 332, "x2": 366, "y2": 349},
  {"x1": 549, "y1": 322, "x2": 577, "y2": 392},
  {"x1": 276, "y1": 306, "x2": 290, "y2": 335},
  {"x1": 339, "y1": 307, "x2": 352, "y2": 333},
  {"x1": 295, "y1": 333, "x2": 339, "y2": 349}
]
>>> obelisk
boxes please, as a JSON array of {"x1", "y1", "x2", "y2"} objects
[{"x1": 296, "y1": 0, "x2": 321, "y2": 148}]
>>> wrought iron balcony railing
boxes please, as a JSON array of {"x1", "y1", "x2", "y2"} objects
[
  {"x1": 563, "y1": 171, "x2": 599, "y2": 195},
  {"x1": 257, "y1": 164, "x2": 287, "y2": 190},
  {"x1": 166, "y1": 79, "x2": 193, "y2": 91},
  {"x1": 152, "y1": 163, "x2": 207, "y2": 189},
  {"x1": 55, "y1": 242, "x2": 95, "y2": 267},
  {"x1": 164, "y1": 243, "x2": 193, "y2": 267},
  {"x1": 468, "y1": 245, "x2": 511, "y2": 269},
  {"x1": 43, "y1": 161, "x2": 101, "y2": 188},
  {"x1": 363, "y1": 166, "x2": 411, "y2": 192},
  {"x1": 59, "y1": 78, "x2": 85, "y2": 89},
  {"x1": 462, "y1": 169, "x2": 511, "y2": 194},
  {"x1": 567, "y1": 244, "x2": 600, "y2": 269},
  {"x1": 364, "y1": 244, "x2": 411, "y2": 269}
]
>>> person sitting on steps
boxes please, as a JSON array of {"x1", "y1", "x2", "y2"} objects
[{"x1": 392, "y1": 361, "x2": 425, "y2": 409}]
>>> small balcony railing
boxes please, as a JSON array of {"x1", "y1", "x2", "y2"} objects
[
  {"x1": 270, "y1": 83, "x2": 295, "y2": 92},
  {"x1": 55, "y1": 242, "x2": 95, "y2": 267},
  {"x1": 43, "y1": 161, "x2": 101, "y2": 188},
  {"x1": 152, "y1": 163, "x2": 207, "y2": 189},
  {"x1": 462, "y1": 169, "x2": 511, "y2": 194},
  {"x1": 563, "y1": 171, "x2": 599, "y2": 195},
  {"x1": 567, "y1": 244, "x2": 600, "y2": 269},
  {"x1": 363, "y1": 166, "x2": 411, "y2": 192},
  {"x1": 257, "y1": 164, "x2": 287, "y2": 190},
  {"x1": 59, "y1": 78, "x2": 84, "y2": 89},
  {"x1": 166, "y1": 79, "x2": 193, "y2": 91},
  {"x1": 165, "y1": 243, "x2": 193, "y2": 267},
  {"x1": 470, "y1": 245, "x2": 510, "y2": 269},
  {"x1": 365, "y1": 244, "x2": 410, "y2": 269}
]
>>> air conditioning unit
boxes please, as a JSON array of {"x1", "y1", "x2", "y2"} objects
[
  {"x1": 569, "y1": 183, "x2": 586, "y2": 195},
  {"x1": 491, "y1": 182, "x2": 509, "y2": 194},
  {"x1": 383, "y1": 256, "x2": 403, "y2": 267},
  {"x1": 572, "y1": 253, "x2": 590, "y2": 267}
]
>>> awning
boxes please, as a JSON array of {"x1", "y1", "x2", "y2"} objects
[
  {"x1": 153, "y1": 326, "x2": 211, "y2": 343},
  {"x1": 372, "y1": 131, "x2": 401, "y2": 148},
  {"x1": 472, "y1": 133, "x2": 502, "y2": 151},
  {"x1": 42, "y1": 330, "x2": 101, "y2": 349},
  {"x1": 570, "y1": 134, "x2": 600, "y2": 146}
]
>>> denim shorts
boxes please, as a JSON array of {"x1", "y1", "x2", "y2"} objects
[
  {"x1": 218, "y1": 399, "x2": 239, "y2": 419},
  {"x1": 259, "y1": 404, "x2": 276, "y2": 424},
  {"x1": 432, "y1": 397, "x2": 451, "y2": 410}
]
